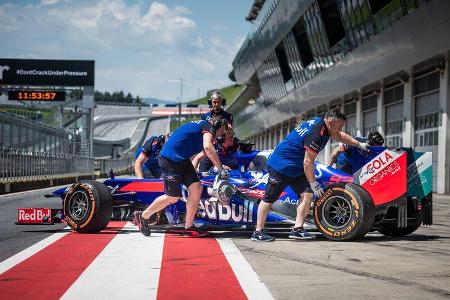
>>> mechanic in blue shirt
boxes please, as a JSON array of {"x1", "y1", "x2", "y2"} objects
[
  {"x1": 193, "y1": 125, "x2": 240, "y2": 172},
  {"x1": 201, "y1": 90, "x2": 233, "y2": 125},
  {"x1": 134, "y1": 133, "x2": 171, "y2": 179},
  {"x1": 133, "y1": 116, "x2": 230, "y2": 237},
  {"x1": 328, "y1": 131, "x2": 384, "y2": 174},
  {"x1": 251, "y1": 110, "x2": 370, "y2": 242}
]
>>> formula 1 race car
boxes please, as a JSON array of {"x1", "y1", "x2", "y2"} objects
[{"x1": 17, "y1": 146, "x2": 433, "y2": 241}]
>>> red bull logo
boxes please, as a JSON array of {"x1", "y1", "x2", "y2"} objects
[{"x1": 17, "y1": 208, "x2": 51, "y2": 224}]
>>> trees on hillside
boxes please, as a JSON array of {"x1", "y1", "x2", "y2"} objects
[{"x1": 94, "y1": 90, "x2": 144, "y2": 104}]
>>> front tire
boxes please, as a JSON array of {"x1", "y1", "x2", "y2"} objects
[
  {"x1": 313, "y1": 183, "x2": 375, "y2": 241},
  {"x1": 64, "y1": 180, "x2": 113, "y2": 233}
]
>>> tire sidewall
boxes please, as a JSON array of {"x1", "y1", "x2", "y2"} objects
[
  {"x1": 64, "y1": 181, "x2": 99, "y2": 230},
  {"x1": 314, "y1": 184, "x2": 374, "y2": 241}
]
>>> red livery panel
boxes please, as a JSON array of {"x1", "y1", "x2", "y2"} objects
[{"x1": 357, "y1": 150, "x2": 408, "y2": 206}]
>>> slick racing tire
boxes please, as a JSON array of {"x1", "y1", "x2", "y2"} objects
[
  {"x1": 378, "y1": 210, "x2": 423, "y2": 237},
  {"x1": 64, "y1": 180, "x2": 113, "y2": 233},
  {"x1": 314, "y1": 183, "x2": 375, "y2": 241}
]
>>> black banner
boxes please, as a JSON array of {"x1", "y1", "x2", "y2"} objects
[{"x1": 0, "y1": 58, "x2": 94, "y2": 86}]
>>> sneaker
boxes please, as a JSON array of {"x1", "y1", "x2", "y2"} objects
[
  {"x1": 289, "y1": 227, "x2": 315, "y2": 240},
  {"x1": 251, "y1": 229, "x2": 275, "y2": 242},
  {"x1": 183, "y1": 226, "x2": 210, "y2": 237},
  {"x1": 133, "y1": 211, "x2": 151, "y2": 236}
]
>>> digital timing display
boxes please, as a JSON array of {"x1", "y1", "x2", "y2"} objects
[{"x1": 8, "y1": 90, "x2": 66, "y2": 101}]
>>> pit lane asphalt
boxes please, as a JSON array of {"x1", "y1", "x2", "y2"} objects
[
  {"x1": 0, "y1": 185, "x2": 68, "y2": 262},
  {"x1": 1, "y1": 186, "x2": 449, "y2": 299},
  {"x1": 221, "y1": 194, "x2": 450, "y2": 300}
]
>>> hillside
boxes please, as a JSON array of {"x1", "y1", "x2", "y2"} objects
[
  {"x1": 189, "y1": 84, "x2": 243, "y2": 106},
  {"x1": 143, "y1": 97, "x2": 176, "y2": 105}
]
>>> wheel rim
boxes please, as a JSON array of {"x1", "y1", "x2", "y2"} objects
[
  {"x1": 68, "y1": 191, "x2": 90, "y2": 220},
  {"x1": 321, "y1": 195, "x2": 353, "y2": 229}
]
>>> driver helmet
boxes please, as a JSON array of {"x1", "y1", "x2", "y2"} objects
[{"x1": 368, "y1": 131, "x2": 384, "y2": 146}]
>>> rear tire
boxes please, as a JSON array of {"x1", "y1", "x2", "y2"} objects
[
  {"x1": 64, "y1": 180, "x2": 113, "y2": 233},
  {"x1": 313, "y1": 183, "x2": 375, "y2": 241}
]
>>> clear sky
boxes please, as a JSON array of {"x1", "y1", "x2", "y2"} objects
[{"x1": 0, "y1": 0, "x2": 254, "y2": 101}]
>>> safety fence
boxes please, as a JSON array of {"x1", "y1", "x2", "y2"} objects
[
  {"x1": 0, "y1": 147, "x2": 135, "y2": 183},
  {"x1": 0, "y1": 147, "x2": 95, "y2": 182},
  {"x1": 95, "y1": 155, "x2": 135, "y2": 176}
]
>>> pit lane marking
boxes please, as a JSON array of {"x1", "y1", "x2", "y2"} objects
[
  {"x1": 61, "y1": 222, "x2": 165, "y2": 299},
  {"x1": 0, "y1": 227, "x2": 70, "y2": 274},
  {"x1": 217, "y1": 238, "x2": 274, "y2": 300},
  {"x1": 0, "y1": 222, "x2": 126, "y2": 299},
  {"x1": 0, "y1": 223, "x2": 274, "y2": 299}
]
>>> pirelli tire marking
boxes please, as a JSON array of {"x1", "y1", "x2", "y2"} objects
[
  {"x1": 314, "y1": 184, "x2": 374, "y2": 241},
  {"x1": 64, "y1": 182, "x2": 97, "y2": 230}
]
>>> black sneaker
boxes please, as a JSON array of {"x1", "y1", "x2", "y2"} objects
[
  {"x1": 183, "y1": 226, "x2": 210, "y2": 237},
  {"x1": 251, "y1": 229, "x2": 275, "y2": 242},
  {"x1": 289, "y1": 227, "x2": 315, "y2": 240},
  {"x1": 133, "y1": 211, "x2": 151, "y2": 236}
]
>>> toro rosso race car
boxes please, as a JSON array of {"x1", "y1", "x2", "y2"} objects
[{"x1": 17, "y1": 146, "x2": 433, "y2": 241}]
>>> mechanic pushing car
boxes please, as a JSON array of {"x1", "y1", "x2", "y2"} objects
[
  {"x1": 134, "y1": 132, "x2": 171, "y2": 179},
  {"x1": 202, "y1": 90, "x2": 233, "y2": 125},
  {"x1": 251, "y1": 110, "x2": 371, "y2": 242},
  {"x1": 192, "y1": 124, "x2": 240, "y2": 172},
  {"x1": 133, "y1": 116, "x2": 230, "y2": 237},
  {"x1": 328, "y1": 131, "x2": 385, "y2": 174}
]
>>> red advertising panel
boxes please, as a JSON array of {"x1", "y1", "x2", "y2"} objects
[{"x1": 356, "y1": 150, "x2": 407, "y2": 206}]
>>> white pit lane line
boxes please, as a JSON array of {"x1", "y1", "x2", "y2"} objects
[
  {"x1": 0, "y1": 229, "x2": 70, "y2": 274},
  {"x1": 216, "y1": 238, "x2": 274, "y2": 300},
  {"x1": 61, "y1": 222, "x2": 165, "y2": 299}
]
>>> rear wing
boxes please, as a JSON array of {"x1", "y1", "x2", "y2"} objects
[{"x1": 351, "y1": 147, "x2": 432, "y2": 206}]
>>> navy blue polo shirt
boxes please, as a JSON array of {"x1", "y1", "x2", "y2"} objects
[
  {"x1": 160, "y1": 120, "x2": 216, "y2": 162},
  {"x1": 134, "y1": 136, "x2": 164, "y2": 175},
  {"x1": 268, "y1": 117, "x2": 329, "y2": 177}
]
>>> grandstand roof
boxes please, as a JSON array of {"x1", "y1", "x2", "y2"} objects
[{"x1": 245, "y1": 0, "x2": 265, "y2": 22}]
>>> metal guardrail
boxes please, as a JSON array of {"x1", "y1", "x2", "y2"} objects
[{"x1": 0, "y1": 147, "x2": 95, "y2": 182}]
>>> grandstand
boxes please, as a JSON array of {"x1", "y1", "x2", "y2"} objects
[{"x1": 231, "y1": 0, "x2": 450, "y2": 193}]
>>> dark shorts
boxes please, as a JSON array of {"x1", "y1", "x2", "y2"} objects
[
  {"x1": 158, "y1": 155, "x2": 199, "y2": 197},
  {"x1": 143, "y1": 167, "x2": 162, "y2": 179},
  {"x1": 198, "y1": 156, "x2": 214, "y2": 173},
  {"x1": 263, "y1": 167, "x2": 312, "y2": 204}
]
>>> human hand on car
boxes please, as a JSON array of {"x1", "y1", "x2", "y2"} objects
[
  {"x1": 310, "y1": 181, "x2": 324, "y2": 198},
  {"x1": 357, "y1": 142, "x2": 371, "y2": 154},
  {"x1": 218, "y1": 168, "x2": 229, "y2": 180}
]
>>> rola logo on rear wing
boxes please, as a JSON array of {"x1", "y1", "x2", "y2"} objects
[{"x1": 353, "y1": 149, "x2": 407, "y2": 206}]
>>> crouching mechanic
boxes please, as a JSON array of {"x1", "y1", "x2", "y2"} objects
[
  {"x1": 328, "y1": 131, "x2": 384, "y2": 174},
  {"x1": 192, "y1": 125, "x2": 240, "y2": 172},
  {"x1": 133, "y1": 116, "x2": 230, "y2": 237},
  {"x1": 251, "y1": 110, "x2": 370, "y2": 242},
  {"x1": 134, "y1": 133, "x2": 170, "y2": 179}
]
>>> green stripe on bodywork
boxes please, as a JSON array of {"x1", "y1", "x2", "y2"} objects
[{"x1": 407, "y1": 151, "x2": 432, "y2": 198}]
